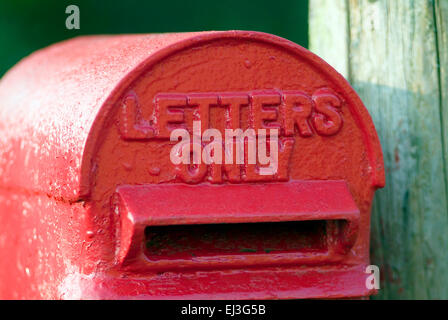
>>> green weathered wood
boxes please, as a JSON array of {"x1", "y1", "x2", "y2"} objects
[
  {"x1": 310, "y1": 0, "x2": 448, "y2": 299},
  {"x1": 309, "y1": 0, "x2": 349, "y2": 77},
  {"x1": 436, "y1": 0, "x2": 448, "y2": 196}
]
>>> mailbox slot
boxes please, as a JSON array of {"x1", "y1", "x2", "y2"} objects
[
  {"x1": 145, "y1": 220, "x2": 329, "y2": 257},
  {"x1": 143, "y1": 219, "x2": 349, "y2": 271},
  {"x1": 114, "y1": 180, "x2": 360, "y2": 269}
]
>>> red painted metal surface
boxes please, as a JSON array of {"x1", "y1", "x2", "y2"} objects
[{"x1": 0, "y1": 31, "x2": 384, "y2": 299}]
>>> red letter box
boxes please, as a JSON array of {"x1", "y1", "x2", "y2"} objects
[{"x1": 0, "y1": 31, "x2": 384, "y2": 299}]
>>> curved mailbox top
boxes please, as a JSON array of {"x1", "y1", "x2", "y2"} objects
[
  {"x1": 0, "y1": 31, "x2": 384, "y2": 202},
  {"x1": 0, "y1": 32, "x2": 203, "y2": 199}
]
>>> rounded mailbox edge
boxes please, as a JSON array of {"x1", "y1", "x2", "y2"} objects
[{"x1": 80, "y1": 30, "x2": 385, "y2": 199}]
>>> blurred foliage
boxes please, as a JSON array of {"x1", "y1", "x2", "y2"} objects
[{"x1": 0, "y1": 0, "x2": 308, "y2": 77}]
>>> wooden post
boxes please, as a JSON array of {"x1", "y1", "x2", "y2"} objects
[{"x1": 310, "y1": 0, "x2": 448, "y2": 299}]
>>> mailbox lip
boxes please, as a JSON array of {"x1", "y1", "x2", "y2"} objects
[
  {"x1": 113, "y1": 180, "x2": 361, "y2": 267},
  {"x1": 81, "y1": 30, "x2": 385, "y2": 199},
  {"x1": 116, "y1": 180, "x2": 360, "y2": 225}
]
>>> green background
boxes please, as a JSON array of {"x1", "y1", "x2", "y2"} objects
[{"x1": 0, "y1": 0, "x2": 309, "y2": 77}]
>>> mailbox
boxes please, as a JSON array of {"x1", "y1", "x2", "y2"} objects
[{"x1": 0, "y1": 31, "x2": 384, "y2": 299}]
